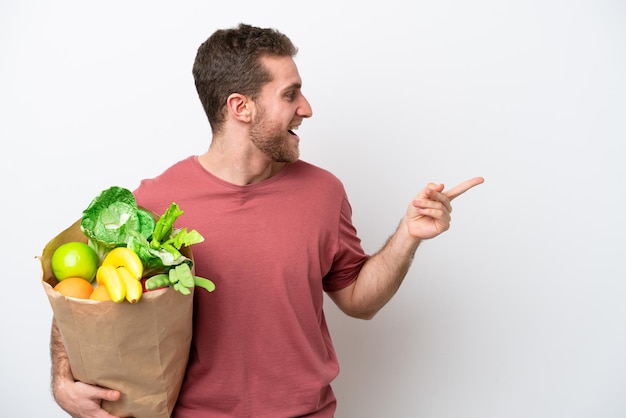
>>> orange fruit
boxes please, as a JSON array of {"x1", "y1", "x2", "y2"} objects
[
  {"x1": 54, "y1": 277, "x2": 94, "y2": 299},
  {"x1": 90, "y1": 284, "x2": 111, "y2": 301}
]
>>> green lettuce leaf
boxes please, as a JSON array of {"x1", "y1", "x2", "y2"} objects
[
  {"x1": 134, "y1": 203, "x2": 205, "y2": 275},
  {"x1": 80, "y1": 186, "x2": 154, "y2": 261}
]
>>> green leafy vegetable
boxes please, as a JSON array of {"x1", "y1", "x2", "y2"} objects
[
  {"x1": 80, "y1": 186, "x2": 154, "y2": 261},
  {"x1": 151, "y1": 203, "x2": 184, "y2": 249},
  {"x1": 134, "y1": 202, "x2": 205, "y2": 275},
  {"x1": 81, "y1": 186, "x2": 215, "y2": 295}
]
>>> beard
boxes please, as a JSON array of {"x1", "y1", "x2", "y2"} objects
[{"x1": 249, "y1": 107, "x2": 299, "y2": 163}]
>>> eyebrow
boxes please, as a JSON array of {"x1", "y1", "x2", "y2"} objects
[{"x1": 282, "y1": 82, "x2": 302, "y2": 92}]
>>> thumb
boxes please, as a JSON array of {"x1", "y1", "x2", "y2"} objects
[{"x1": 97, "y1": 388, "x2": 121, "y2": 402}]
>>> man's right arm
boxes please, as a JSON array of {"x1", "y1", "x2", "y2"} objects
[{"x1": 51, "y1": 318, "x2": 122, "y2": 418}]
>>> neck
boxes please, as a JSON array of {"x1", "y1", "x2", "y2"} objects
[{"x1": 198, "y1": 141, "x2": 288, "y2": 186}]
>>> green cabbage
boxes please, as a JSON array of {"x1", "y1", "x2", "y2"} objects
[{"x1": 80, "y1": 186, "x2": 154, "y2": 261}]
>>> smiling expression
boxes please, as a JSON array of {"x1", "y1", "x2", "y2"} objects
[{"x1": 249, "y1": 56, "x2": 313, "y2": 163}]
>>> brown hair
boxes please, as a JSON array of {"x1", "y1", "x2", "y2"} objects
[{"x1": 192, "y1": 23, "x2": 298, "y2": 133}]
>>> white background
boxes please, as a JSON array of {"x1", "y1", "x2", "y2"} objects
[{"x1": 1, "y1": 1, "x2": 625, "y2": 417}]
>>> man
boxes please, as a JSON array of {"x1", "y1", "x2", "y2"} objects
[{"x1": 50, "y1": 23, "x2": 483, "y2": 417}]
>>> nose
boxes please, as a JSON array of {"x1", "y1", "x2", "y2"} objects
[{"x1": 298, "y1": 94, "x2": 313, "y2": 118}]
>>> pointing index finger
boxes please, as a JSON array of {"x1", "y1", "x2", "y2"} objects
[{"x1": 444, "y1": 177, "x2": 485, "y2": 201}]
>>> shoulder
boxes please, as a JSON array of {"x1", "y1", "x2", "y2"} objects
[
  {"x1": 141, "y1": 156, "x2": 198, "y2": 182},
  {"x1": 134, "y1": 156, "x2": 201, "y2": 191},
  {"x1": 133, "y1": 156, "x2": 201, "y2": 212},
  {"x1": 279, "y1": 160, "x2": 348, "y2": 209},
  {"x1": 289, "y1": 160, "x2": 344, "y2": 188}
]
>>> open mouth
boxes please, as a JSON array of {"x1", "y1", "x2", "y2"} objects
[{"x1": 288, "y1": 124, "x2": 299, "y2": 136}]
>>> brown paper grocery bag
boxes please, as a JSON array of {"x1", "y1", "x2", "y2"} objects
[{"x1": 40, "y1": 219, "x2": 193, "y2": 418}]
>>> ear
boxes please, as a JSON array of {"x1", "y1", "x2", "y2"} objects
[{"x1": 226, "y1": 94, "x2": 252, "y2": 123}]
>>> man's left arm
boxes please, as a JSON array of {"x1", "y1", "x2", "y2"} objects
[{"x1": 327, "y1": 177, "x2": 484, "y2": 319}]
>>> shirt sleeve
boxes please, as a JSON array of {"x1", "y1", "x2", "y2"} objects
[{"x1": 322, "y1": 195, "x2": 370, "y2": 292}]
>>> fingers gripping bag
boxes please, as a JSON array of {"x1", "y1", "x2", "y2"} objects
[{"x1": 38, "y1": 186, "x2": 215, "y2": 418}]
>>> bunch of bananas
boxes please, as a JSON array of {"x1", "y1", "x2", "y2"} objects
[{"x1": 96, "y1": 247, "x2": 144, "y2": 303}]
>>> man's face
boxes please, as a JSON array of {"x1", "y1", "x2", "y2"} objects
[{"x1": 249, "y1": 56, "x2": 312, "y2": 163}]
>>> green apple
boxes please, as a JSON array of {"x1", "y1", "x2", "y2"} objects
[{"x1": 51, "y1": 242, "x2": 98, "y2": 282}]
